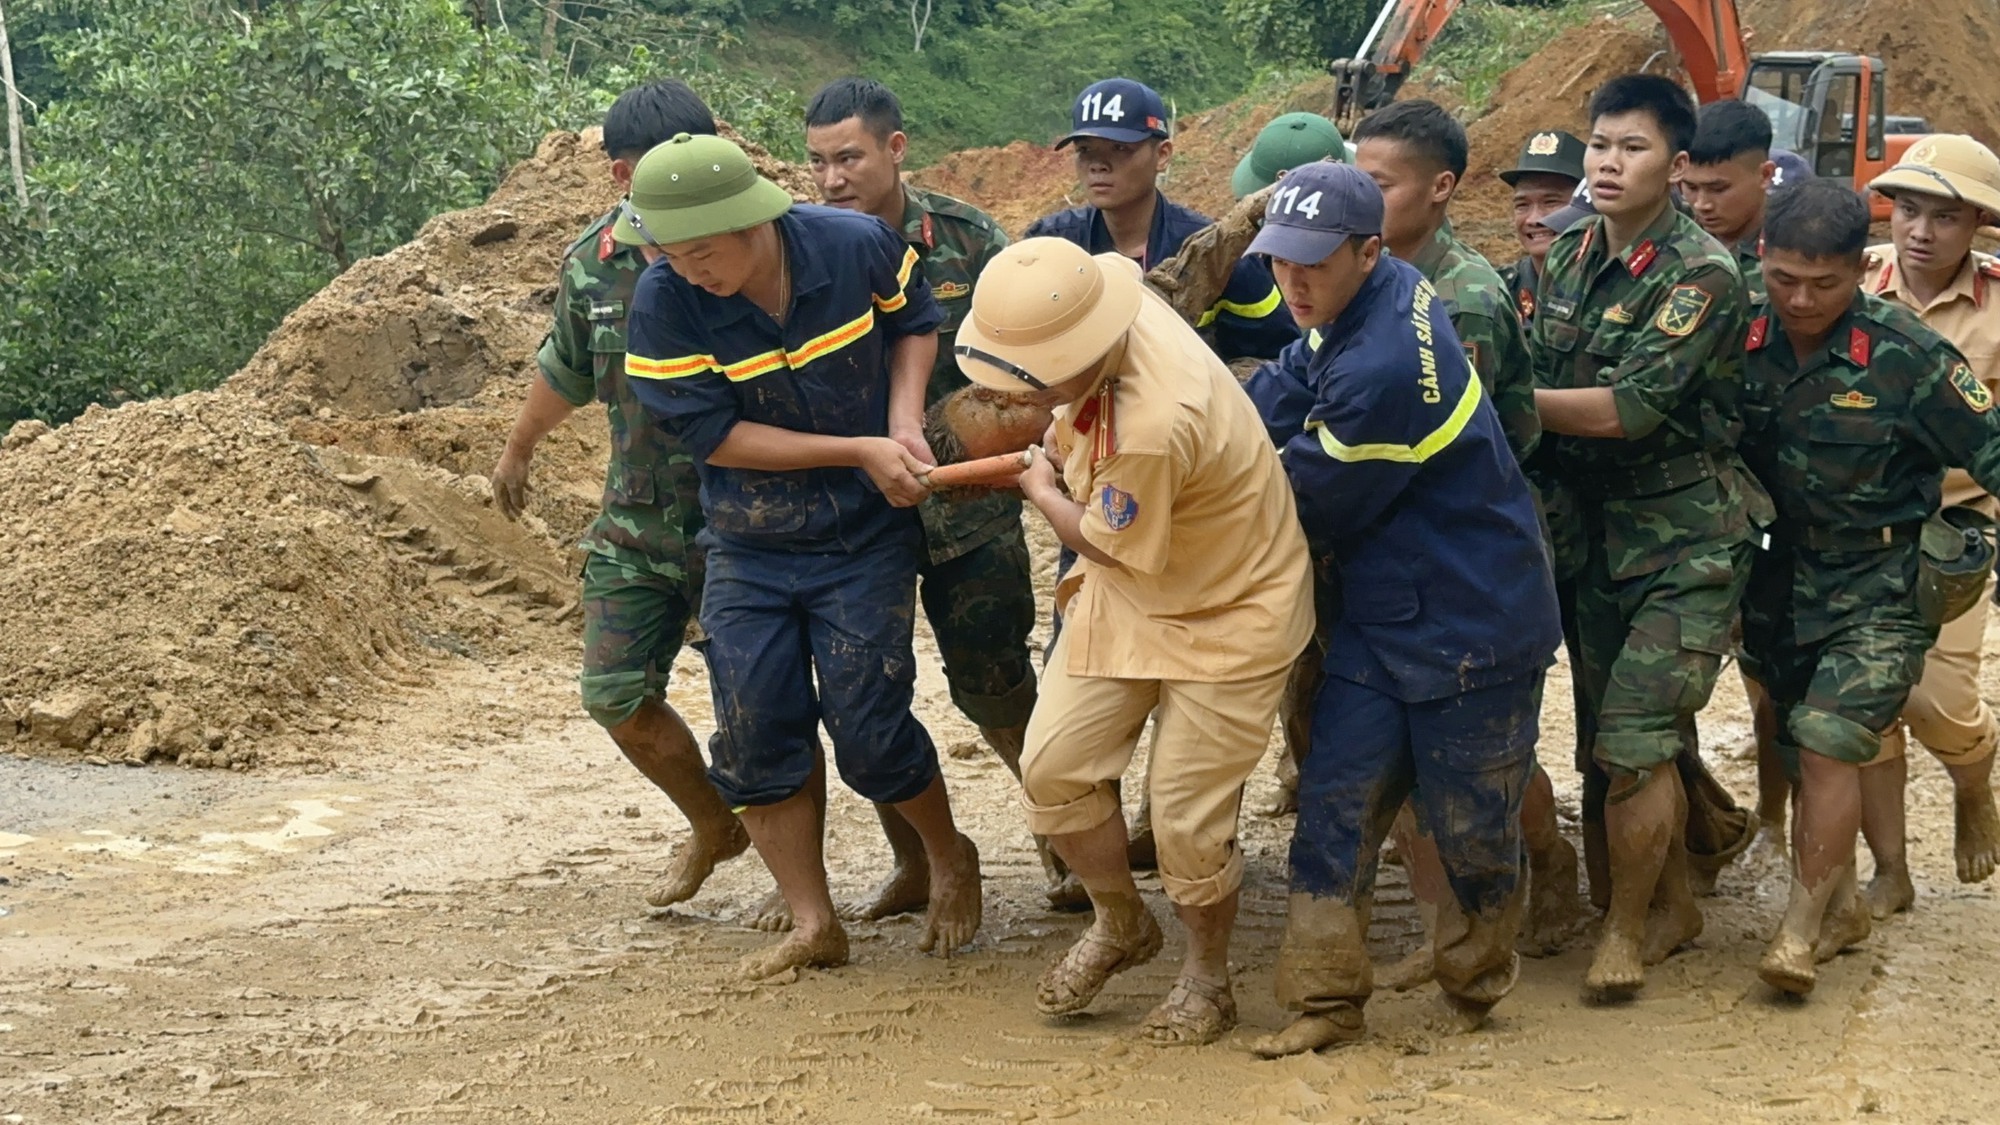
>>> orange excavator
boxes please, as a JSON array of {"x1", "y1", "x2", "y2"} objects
[{"x1": 1328, "y1": 0, "x2": 1928, "y2": 213}]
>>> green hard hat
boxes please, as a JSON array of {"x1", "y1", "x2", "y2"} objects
[
  {"x1": 612, "y1": 132, "x2": 794, "y2": 247},
  {"x1": 1233, "y1": 112, "x2": 1349, "y2": 199}
]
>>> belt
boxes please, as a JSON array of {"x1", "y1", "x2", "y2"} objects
[
  {"x1": 1773, "y1": 520, "x2": 1923, "y2": 553},
  {"x1": 1573, "y1": 449, "x2": 1718, "y2": 500}
]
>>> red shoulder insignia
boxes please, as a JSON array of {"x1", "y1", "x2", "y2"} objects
[
  {"x1": 1871, "y1": 258, "x2": 1895, "y2": 294},
  {"x1": 1517, "y1": 286, "x2": 1536, "y2": 321},
  {"x1": 598, "y1": 225, "x2": 618, "y2": 263},
  {"x1": 1849, "y1": 326, "x2": 1872, "y2": 367},
  {"x1": 1627, "y1": 239, "x2": 1658, "y2": 278},
  {"x1": 1977, "y1": 260, "x2": 2000, "y2": 307},
  {"x1": 920, "y1": 212, "x2": 936, "y2": 250},
  {"x1": 1746, "y1": 315, "x2": 1770, "y2": 351}
]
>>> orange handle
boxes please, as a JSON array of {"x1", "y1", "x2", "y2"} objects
[{"x1": 920, "y1": 447, "x2": 1037, "y2": 489}]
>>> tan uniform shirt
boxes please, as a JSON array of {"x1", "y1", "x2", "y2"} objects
[
  {"x1": 1052, "y1": 285, "x2": 1313, "y2": 684},
  {"x1": 1866, "y1": 244, "x2": 2000, "y2": 509}
]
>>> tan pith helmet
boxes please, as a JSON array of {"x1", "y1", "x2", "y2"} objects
[
  {"x1": 1868, "y1": 134, "x2": 2000, "y2": 220},
  {"x1": 953, "y1": 237, "x2": 1143, "y2": 392}
]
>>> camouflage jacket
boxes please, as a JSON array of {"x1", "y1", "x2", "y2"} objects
[
  {"x1": 1530, "y1": 204, "x2": 1769, "y2": 581},
  {"x1": 1409, "y1": 223, "x2": 1540, "y2": 461},
  {"x1": 1739, "y1": 292, "x2": 2000, "y2": 642},
  {"x1": 901, "y1": 183, "x2": 1020, "y2": 564},
  {"x1": 536, "y1": 209, "x2": 703, "y2": 575}
]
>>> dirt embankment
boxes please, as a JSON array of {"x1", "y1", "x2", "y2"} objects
[{"x1": 0, "y1": 126, "x2": 815, "y2": 767}]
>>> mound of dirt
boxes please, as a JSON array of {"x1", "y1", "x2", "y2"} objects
[
  {"x1": 0, "y1": 395, "x2": 432, "y2": 765},
  {"x1": 910, "y1": 140, "x2": 1077, "y2": 239},
  {"x1": 230, "y1": 125, "x2": 818, "y2": 422}
]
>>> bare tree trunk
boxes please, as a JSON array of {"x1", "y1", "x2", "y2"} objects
[
  {"x1": 540, "y1": 0, "x2": 558, "y2": 61},
  {"x1": 909, "y1": 0, "x2": 932, "y2": 52},
  {"x1": 0, "y1": 0, "x2": 30, "y2": 212}
]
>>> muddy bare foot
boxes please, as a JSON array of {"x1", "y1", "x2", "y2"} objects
[
  {"x1": 839, "y1": 860, "x2": 930, "y2": 922},
  {"x1": 1863, "y1": 863, "x2": 1915, "y2": 920},
  {"x1": 1585, "y1": 926, "x2": 1645, "y2": 1000},
  {"x1": 1379, "y1": 941, "x2": 1436, "y2": 992},
  {"x1": 1140, "y1": 975, "x2": 1237, "y2": 1047},
  {"x1": 1036, "y1": 902, "x2": 1164, "y2": 1016},
  {"x1": 1523, "y1": 838, "x2": 1586, "y2": 956},
  {"x1": 739, "y1": 922, "x2": 849, "y2": 981},
  {"x1": 643, "y1": 818, "x2": 750, "y2": 908},
  {"x1": 1424, "y1": 991, "x2": 1496, "y2": 1034},
  {"x1": 747, "y1": 887, "x2": 795, "y2": 933},
  {"x1": 1954, "y1": 785, "x2": 2000, "y2": 883},
  {"x1": 917, "y1": 834, "x2": 982, "y2": 957},
  {"x1": 1248, "y1": 1008, "x2": 1364, "y2": 1058},
  {"x1": 1640, "y1": 894, "x2": 1703, "y2": 966}
]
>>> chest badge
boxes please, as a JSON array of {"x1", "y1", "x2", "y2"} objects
[
  {"x1": 933, "y1": 280, "x2": 971, "y2": 301},
  {"x1": 1654, "y1": 284, "x2": 1714, "y2": 338},
  {"x1": 1098, "y1": 484, "x2": 1140, "y2": 532},
  {"x1": 588, "y1": 301, "x2": 625, "y2": 321},
  {"x1": 1602, "y1": 303, "x2": 1634, "y2": 325},
  {"x1": 1951, "y1": 362, "x2": 1994, "y2": 413},
  {"x1": 1830, "y1": 389, "x2": 1879, "y2": 409}
]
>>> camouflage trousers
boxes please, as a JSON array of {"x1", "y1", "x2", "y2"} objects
[
  {"x1": 919, "y1": 523, "x2": 1039, "y2": 730},
  {"x1": 1740, "y1": 550, "x2": 1937, "y2": 773},
  {"x1": 1573, "y1": 538, "x2": 1753, "y2": 777},
  {"x1": 579, "y1": 549, "x2": 701, "y2": 730}
]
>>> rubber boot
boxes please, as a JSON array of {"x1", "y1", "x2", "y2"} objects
[
  {"x1": 1252, "y1": 893, "x2": 1371, "y2": 1058},
  {"x1": 1758, "y1": 863, "x2": 1847, "y2": 996}
]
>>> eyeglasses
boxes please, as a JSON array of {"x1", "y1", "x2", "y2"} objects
[{"x1": 953, "y1": 344, "x2": 1047, "y2": 390}]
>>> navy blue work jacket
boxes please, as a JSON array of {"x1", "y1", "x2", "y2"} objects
[{"x1": 626, "y1": 204, "x2": 944, "y2": 553}]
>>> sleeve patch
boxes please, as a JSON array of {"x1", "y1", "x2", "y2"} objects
[
  {"x1": 1653, "y1": 284, "x2": 1714, "y2": 338},
  {"x1": 1463, "y1": 340, "x2": 1481, "y2": 375},
  {"x1": 1098, "y1": 485, "x2": 1140, "y2": 531},
  {"x1": 1951, "y1": 362, "x2": 1994, "y2": 413}
]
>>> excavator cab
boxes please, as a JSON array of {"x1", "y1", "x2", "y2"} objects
[{"x1": 1743, "y1": 52, "x2": 1919, "y2": 214}]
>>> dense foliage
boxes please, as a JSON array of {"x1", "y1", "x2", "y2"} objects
[{"x1": 2, "y1": 0, "x2": 1543, "y2": 427}]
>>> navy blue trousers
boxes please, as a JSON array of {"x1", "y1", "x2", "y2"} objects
[{"x1": 699, "y1": 539, "x2": 939, "y2": 808}]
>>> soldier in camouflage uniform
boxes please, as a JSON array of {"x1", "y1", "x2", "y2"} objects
[
  {"x1": 1346, "y1": 99, "x2": 1583, "y2": 970},
  {"x1": 491, "y1": 82, "x2": 747, "y2": 910},
  {"x1": 1682, "y1": 102, "x2": 1818, "y2": 865},
  {"x1": 1500, "y1": 130, "x2": 1586, "y2": 333},
  {"x1": 804, "y1": 78, "x2": 1063, "y2": 913},
  {"x1": 1735, "y1": 179, "x2": 2000, "y2": 995},
  {"x1": 1529, "y1": 76, "x2": 1768, "y2": 1000}
]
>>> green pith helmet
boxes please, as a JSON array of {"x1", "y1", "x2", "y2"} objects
[
  {"x1": 1918, "y1": 504, "x2": 1997, "y2": 626},
  {"x1": 1232, "y1": 112, "x2": 1349, "y2": 199},
  {"x1": 611, "y1": 132, "x2": 794, "y2": 247}
]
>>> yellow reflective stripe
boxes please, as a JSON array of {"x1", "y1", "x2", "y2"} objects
[
  {"x1": 876, "y1": 245, "x2": 920, "y2": 311},
  {"x1": 787, "y1": 309, "x2": 875, "y2": 368},
  {"x1": 627, "y1": 310, "x2": 879, "y2": 384},
  {"x1": 1216, "y1": 284, "x2": 1283, "y2": 320},
  {"x1": 1307, "y1": 328, "x2": 1324, "y2": 350},
  {"x1": 1195, "y1": 307, "x2": 1218, "y2": 328},
  {"x1": 627, "y1": 353, "x2": 719, "y2": 380},
  {"x1": 1307, "y1": 369, "x2": 1483, "y2": 463}
]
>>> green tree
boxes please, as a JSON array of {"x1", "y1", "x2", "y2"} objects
[
  {"x1": 1223, "y1": 0, "x2": 1372, "y2": 70},
  {"x1": 0, "y1": 0, "x2": 569, "y2": 425}
]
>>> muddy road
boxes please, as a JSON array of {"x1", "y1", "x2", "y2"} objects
[{"x1": 4, "y1": 605, "x2": 2000, "y2": 1124}]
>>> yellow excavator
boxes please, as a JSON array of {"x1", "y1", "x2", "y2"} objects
[{"x1": 1328, "y1": 0, "x2": 1929, "y2": 216}]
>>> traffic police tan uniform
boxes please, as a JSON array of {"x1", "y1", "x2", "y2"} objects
[
  {"x1": 1866, "y1": 136, "x2": 2000, "y2": 775},
  {"x1": 955, "y1": 241, "x2": 1313, "y2": 908}
]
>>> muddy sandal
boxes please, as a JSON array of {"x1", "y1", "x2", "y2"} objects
[
  {"x1": 1140, "y1": 976, "x2": 1237, "y2": 1046},
  {"x1": 1035, "y1": 914, "x2": 1165, "y2": 1016}
]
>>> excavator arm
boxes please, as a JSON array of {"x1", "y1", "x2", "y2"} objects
[
  {"x1": 1329, "y1": 0, "x2": 1463, "y2": 128},
  {"x1": 1328, "y1": 0, "x2": 1750, "y2": 127}
]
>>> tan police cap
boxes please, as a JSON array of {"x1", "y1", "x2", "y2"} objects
[
  {"x1": 1868, "y1": 134, "x2": 2000, "y2": 220},
  {"x1": 953, "y1": 237, "x2": 1143, "y2": 393}
]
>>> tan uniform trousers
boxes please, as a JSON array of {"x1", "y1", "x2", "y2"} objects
[
  {"x1": 1021, "y1": 630, "x2": 1289, "y2": 907},
  {"x1": 1879, "y1": 575, "x2": 2000, "y2": 768}
]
